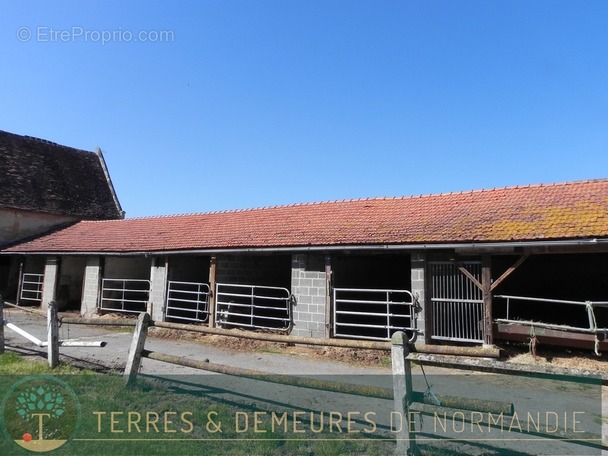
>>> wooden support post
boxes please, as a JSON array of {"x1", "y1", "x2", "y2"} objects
[
  {"x1": 0, "y1": 295, "x2": 4, "y2": 354},
  {"x1": 208, "y1": 256, "x2": 217, "y2": 328},
  {"x1": 482, "y1": 255, "x2": 493, "y2": 346},
  {"x1": 47, "y1": 301, "x2": 59, "y2": 368},
  {"x1": 391, "y1": 331, "x2": 415, "y2": 455},
  {"x1": 16, "y1": 262, "x2": 23, "y2": 306},
  {"x1": 124, "y1": 312, "x2": 151, "y2": 384}
]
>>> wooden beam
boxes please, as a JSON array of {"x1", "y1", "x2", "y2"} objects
[
  {"x1": 491, "y1": 254, "x2": 530, "y2": 291},
  {"x1": 408, "y1": 352, "x2": 606, "y2": 380},
  {"x1": 495, "y1": 322, "x2": 608, "y2": 351},
  {"x1": 142, "y1": 349, "x2": 393, "y2": 399},
  {"x1": 414, "y1": 342, "x2": 500, "y2": 358},
  {"x1": 457, "y1": 264, "x2": 483, "y2": 291},
  {"x1": 208, "y1": 256, "x2": 217, "y2": 328}
]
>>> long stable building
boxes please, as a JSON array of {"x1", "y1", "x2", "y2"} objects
[{"x1": 2, "y1": 179, "x2": 608, "y2": 351}]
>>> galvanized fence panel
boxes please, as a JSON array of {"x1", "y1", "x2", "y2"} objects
[
  {"x1": 333, "y1": 288, "x2": 416, "y2": 341},
  {"x1": 99, "y1": 278, "x2": 150, "y2": 314},
  {"x1": 19, "y1": 273, "x2": 44, "y2": 304},
  {"x1": 429, "y1": 261, "x2": 484, "y2": 343},
  {"x1": 215, "y1": 283, "x2": 292, "y2": 331},
  {"x1": 495, "y1": 294, "x2": 608, "y2": 334},
  {"x1": 165, "y1": 281, "x2": 210, "y2": 323}
]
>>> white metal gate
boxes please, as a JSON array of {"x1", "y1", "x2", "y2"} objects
[
  {"x1": 333, "y1": 288, "x2": 417, "y2": 341},
  {"x1": 215, "y1": 283, "x2": 292, "y2": 331},
  {"x1": 19, "y1": 273, "x2": 44, "y2": 304},
  {"x1": 99, "y1": 278, "x2": 150, "y2": 314},
  {"x1": 165, "y1": 281, "x2": 210, "y2": 323},
  {"x1": 429, "y1": 261, "x2": 484, "y2": 343}
]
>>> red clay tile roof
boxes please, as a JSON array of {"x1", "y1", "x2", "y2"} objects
[{"x1": 3, "y1": 180, "x2": 608, "y2": 254}]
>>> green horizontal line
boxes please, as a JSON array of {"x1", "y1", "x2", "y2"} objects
[{"x1": 72, "y1": 437, "x2": 602, "y2": 443}]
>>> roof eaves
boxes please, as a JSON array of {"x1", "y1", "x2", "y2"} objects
[{"x1": 3, "y1": 237, "x2": 605, "y2": 257}]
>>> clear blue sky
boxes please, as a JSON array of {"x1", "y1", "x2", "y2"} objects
[{"x1": 2, "y1": 1, "x2": 607, "y2": 218}]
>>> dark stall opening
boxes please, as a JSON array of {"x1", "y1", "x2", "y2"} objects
[
  {"x1": 100, "y1": 256, "x2": 152, "y2": 314},
  {"x1": 56, "y1": 257, "x2": 87, "y2": 311},
  {"x1": 216, "y1": 254, "x2": 292, "y2": 331},
  {"x1": 18, "y1": 257, "x2": 45, "y2": 306},
  {"x1": 165, "y1": 256, "x2": 212, "y2": 324},
  {"x1": 332, "y1": 253, "x2": 413, "y2": 341},
  {"x1": 0, "y1": 256, "x2": 19, "y2": 300},
  {"x1": 492, "y1": 253, "x2": 608, "y2": 348}
]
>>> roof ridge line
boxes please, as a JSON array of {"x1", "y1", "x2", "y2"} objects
[{"x1": 114, "y1": 178, "x2": 608, "y2": 220}]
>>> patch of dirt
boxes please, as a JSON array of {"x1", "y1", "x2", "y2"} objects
[
  {"x1": 149, "y1": 327, "x2": 608, "y2": 372},
  {"x1": 91, "y1": 313, "x2": 607, "y2": 372},
  {"x1": 149, "y1": 327, "x2": 391, "y2": 367}
]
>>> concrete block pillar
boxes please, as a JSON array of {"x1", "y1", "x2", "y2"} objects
[
  {"x1": 81, "y1": 256, "x2": 102, "y2": 316},
  {"x1": 290, "y1": 254, "x2": 328, "y2": 339},
  {"x1": 41, "y1": 256, "x2": 59, "y2": 310},
  {"x1": 149, "y1": 256, "x2": 168, "y2": 322},
  {"x1": 411, "y1": 252, "x2": 430, "y2": 343}
]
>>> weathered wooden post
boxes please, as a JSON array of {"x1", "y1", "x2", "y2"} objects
[
  {"x1": 208, "y1": 256, "x2": 217, "y2": 328},
  {"x1": 0, "y1": 294, "x2": 5, "y2": 354},
  {"x1": 391, "y1": 331, "x2": 415, "y2": 455},
  {"x1": 47, "y1": 300, "x2": 60, "y2": 368},
  {"x1": 124, "y1": 312, "x2": 151, "y2": 384},
  {"x1": 482, "y1": 254, "x2": 493, "y2": 346}
]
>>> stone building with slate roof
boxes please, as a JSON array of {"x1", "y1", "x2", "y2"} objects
[
  {"x1": 0, "y1": 130, "x2": 124, "y2": 302},
  {"x1": 2, "y1": 176, "x2": 607, "y2": 352}
]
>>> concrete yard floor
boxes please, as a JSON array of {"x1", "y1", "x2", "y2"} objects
[{"x1": 2, "y1": 307, "x2": 391, "y2": 376}]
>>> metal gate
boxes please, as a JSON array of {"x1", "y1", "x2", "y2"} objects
[
  {"x1": 429, "y1": 261, "x2": 484, "y2": 343},
  {"x1": 333, "y1": 288, "x2": 417, "y2": 341},
  {"x1": 215, "y1": 283, "x2": 292, "y2": 331},
  {"x1": 99, "y1": 278, "x2": 150, "y2": 313},
  {"x1": 165, "y1": 281, "x2": 210, "y2": 323},
  {"x1": 19, "y1": 273, "x2": 44, "y2": 304}
]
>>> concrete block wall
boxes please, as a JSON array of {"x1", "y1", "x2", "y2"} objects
[
  {"x1": 410, "y1": 252, "x2": 428, "y2": 342},
  {"x1": 216, "y1": 255, "x2": 289, "y2": 287},
  {"x1": 216, "y1": 255, "x2": 259, "y2": 284},
  {"x1": 291, "y1": 254, "x2": 328, "y2": 338},
  {"x1": 81, "y1": 257, "x2": 102, "y2": 316},
  {"x1": 103, "y1": 256, "x2": 151, "y2": 279},
  {"x1": 41, "y1": 256, "x2": 59, "y2": 310},
  {"x1": 149, "y1": 256, "x2": 168, "y2": 322}
]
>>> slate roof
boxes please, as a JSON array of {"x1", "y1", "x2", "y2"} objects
[
  {"x1": 0, "y1": 130, "x2": 124, "y2": 220},
  {"x1": 4, "y1": 179, "x2": 608, "y2": 254}
]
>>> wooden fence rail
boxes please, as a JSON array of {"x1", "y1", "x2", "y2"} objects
[
  {"x1": 126, "y1": 322, "x2": 606, "y2": 454},
  {"x1": 2, "y1": 302, "x2": 605, "y2": 454},
  {"x1": 390, "y1": 331, "x2": 606, "y2": 454},
  {"x1": 0, "y1": 298, "x2": 106, "y2": 368}
]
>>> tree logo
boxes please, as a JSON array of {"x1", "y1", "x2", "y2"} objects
[{"x1": 1, "y1": 376, "x2": 80, "y2": 453}]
